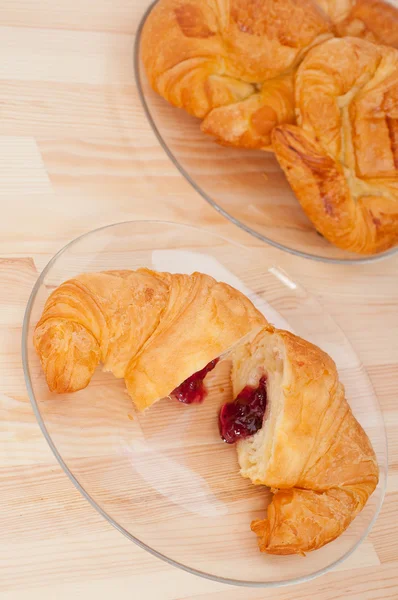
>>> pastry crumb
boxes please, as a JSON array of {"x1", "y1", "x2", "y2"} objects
[{"x1": 127, "y1": 413, "x2": 135, "y2": 421}]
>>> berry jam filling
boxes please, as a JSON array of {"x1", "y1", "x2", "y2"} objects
[
  {"x1": 171, "y1": 358, "x2": 219, "y2": 404},
  {"x1": 219, "y1": 376, "x2": 267, "y2": 444}
]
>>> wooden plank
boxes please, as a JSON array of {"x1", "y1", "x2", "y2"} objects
[{"x1": 1, "y1": 1, "x2": 397, "y2": 598}]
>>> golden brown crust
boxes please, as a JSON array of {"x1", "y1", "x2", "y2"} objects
[
  {"x1": 338, "y1": 0, "x2": 398, "y2": 49},
  {"x1": 201, "y1": 73, "x2": 295, "y2": 150},
  {"x1": 233, "y1": 325, "x2": 379, "y2": 554},
  {"x1": 34, "y1": 270, "x2": 170, "y2": 393},
  {"x1": 313, "y1": 0, "x2": 353, "y2": 23},
  {"x1": 34, "y1": 319, "x2": 101, "y2": 394},
  {"x1": 251, "y1": 485, "x2": 365, "y2": 555},
  {"x1": 141, "y1": 0, "x2": 332, "y2": 149},
  {"x1": 272, "y1": 37, "x2": 398, "y2": 254},
  {"x1": 34, "y1": 269, "x2": 266, "y2": 410},
  {"x1": 316, "y1": 0, "x2": 398, "y2": 48}
]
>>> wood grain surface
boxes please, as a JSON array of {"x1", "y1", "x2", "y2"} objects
[{"x1": 1, "y1": 1, "x2": 397, "y2": 599}]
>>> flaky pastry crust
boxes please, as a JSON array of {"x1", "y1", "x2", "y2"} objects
[
  {"x1": 315, "y1": 0, "x2": 398, "y2": 47},
  {"x1": 141, "y1": 0, "x2": 332, "y2": 149},
  {"x1": 232, "y1": 325, "x2": 379, "y2": 554},
  {"x1": 34, "y1": 269, "x2": 266, "y2": 410},
  {"x1": 273, "y1": 37, "x2": 398, "y2": 254}
]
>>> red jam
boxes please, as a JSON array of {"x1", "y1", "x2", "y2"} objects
[
  {"x1": 219, "y1": 377, "x2": 267, "y2": 444},
  {"x1": 171, "y1": 359, "x2": 219, "y2": 404}
]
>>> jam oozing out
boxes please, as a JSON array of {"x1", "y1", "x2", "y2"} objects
[
  {"x1": 219, "y1": 376, "x2": 267, "y2": 444},
  {"x1": 171, "y1": 359, "x2": 219, "y2": 404}
]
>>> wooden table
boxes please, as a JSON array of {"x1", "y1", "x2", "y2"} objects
[{"x1": 1, "y1": 2, "x2": 397, "y2": 598}]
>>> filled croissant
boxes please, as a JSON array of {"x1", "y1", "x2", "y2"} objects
[
  {"x1": 315, "y1": 0, "x2": 398, "y2": 47},
  {"x1": 229, "y1": 325, "x2": 379, "y2": 555},
  {"x1": 272, "y1": 37, "x2": 398, "y2": 255},
  {"x1": 141, "y1": 0, "x2": 333, "y2": 149},
  {"x1": 33, "y1": 269, "x2": 266, "y2": 410},
  {"x1": 34, "y1": 269, "x2": 379, "y2": 555}
]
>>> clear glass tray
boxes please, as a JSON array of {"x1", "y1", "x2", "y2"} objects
[
  {"x1": 23, "y1": 221, "x2": 387, "y2": 587},
  {"x1": 134, "y1": 0, "x2": 398, "y2": 264}
]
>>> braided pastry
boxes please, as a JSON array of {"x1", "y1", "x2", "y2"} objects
[
  {"x1": 315, "y1": 0, "x2": 398, "y2": 47},
  {"x1": 141, "y1": 0, "x2": 332, "y2": 149},
  {"x1": 273, "y1": 37, "x2": 398, "y2": 254}
]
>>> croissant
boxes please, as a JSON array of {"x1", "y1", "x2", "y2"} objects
[
  {"x1": 141, "y1": 0, "x2": 333, "y2": 149},
  {"x1": 35, "y1": 270, "x2": 378, "y2": 555},
  {"x1": 272, "y1": 37, "x2": 398, "y2": 255},
  {"x1": 315, "y1": 0, "x2": 398, "y2": 47},
  {"x1": 33, "y1": 269, "x2": 266, "y2": 411},
  {"x1": 230, "y1": 325, "x2": 379, "y2": 555}
]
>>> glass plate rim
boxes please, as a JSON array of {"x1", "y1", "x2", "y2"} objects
[
  {"x1": 22, "y1": 219, "x2": 388, "y2": 588},
  {"x1": 133, "y1": 1, "x2": 398, "y2": 266}
]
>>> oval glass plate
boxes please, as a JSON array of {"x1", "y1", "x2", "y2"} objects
[
  {"x1": 23, "y1": 221, "x2": 387, "y2": 587},
  {"x1": 134, "y1": 0, "x2": 398, "y2": 264}
]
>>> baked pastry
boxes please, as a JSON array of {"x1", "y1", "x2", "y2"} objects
[
  {"x1": 272, "y1": 37, "x2": 398, "y2": 254},
  {"x1": 34, "y1": 269, "x2": 378, "y2": 555},
  {"x1": 222, "y1": 325, "x2": 379, "y2": 555},
  {"x1": 315, "y1": 0, "x2": 398, "y2": 47},
  {"x1": 34, "y1": 269, "x2": 266, "y2": 411},
  {"x1": 141, "y1": 0, "x2": 333, "y2": 149}
]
